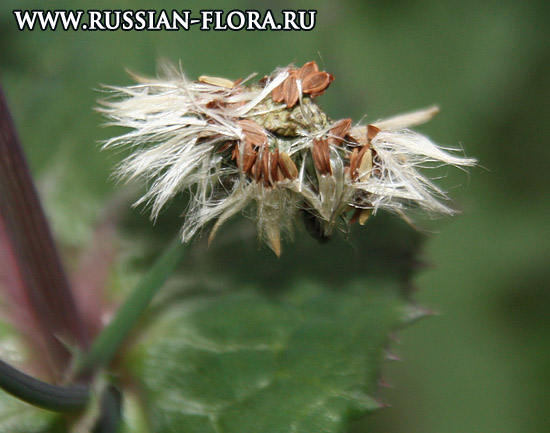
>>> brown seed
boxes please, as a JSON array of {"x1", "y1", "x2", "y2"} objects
[
  {"x1": 349, "y1": 207, "x2": 361, "y2": 224},
  {"x1": 367, "y1": 124, "x2": 381, "y2": 141},
  {"x1": 357, "y1": 147, "x2": 373, "y2": 181},
  {"x1": 283, "y1": 75, "x2": 300, "y2": 108},
  {"x1": 206, "y1": 100, "x2": 226, "y2": 110},
  {"x1": 324, "y1": 146, "x2": 331, "y2": 175},
  {"x1": 251, "y1": 156, "x2": 262, "y2": 182},
  {"x1": 346, "y1": 126, "x2": 368, "y2": 146},
  {"x1": 231, "y1": 144, "x2": 239, "y2": 161},
  {"x1": 198, "y1": 75, "x2": 236, "y2": 89},
  {"x1": 358, "y1": 209, "x2": 372, "y2": 225},
  {"x1": 349, "y1": 144, "x2": 372, "y2": 182},
  {"x1": 349, "y1": 148, "x2": 360, "y2": 181},
  {"x1": 310, "y1": 73, "x2": 335, "y2": 98},
  {"x1": 350, "y1": 208, "x2": 372, "y2": 225},
  {"x1": 272, "y1": 68, "x2": 298, "y2": 104},
  {"x1": 271, "y1": 62, "x2": 330, "y2": 107},
  {"x1": 261, "y1": 146, "x2": 271, "y2": 186},
  {"x1": 288, "y1": 68, "x2": 300, "y2": 78},
  {"x1": 270, "y1": 149, "x2": 280, "y2": 184},
  {"x1": 312, "y1": 139, "x2": 324, "y2": 173},
  {"x1": 258, "y1": 75, "x2": 269, "y2": 87},
  {"x1": 324, "y1": 140, "x2": 333, "y2": 175},
  {"x1": 328, "y1": 118, "x2": 352, "y2": 146},
  {"x1": 278, "y1": 152, "x2": 299, "y2": 180},
  {"x1": 242, "y1": 141, "x2": 257, "y2": 173},
  {"x1": 298, "y1": 61, "x2": 319, "y2": 81},
  {"x1": 231, "y1": 141, "x2": 256, "y2": 173},
  {"x1": 227, "y1": 100, "x2": 247, "y2": 111},
  {"x1": 312, "y1": 138, "x2": 332, "y2": 175},
  {"x1": 277, "y1": 167, "x2": 285, "y2": 181},
  {"x1": 266, "y1": 226, "x2": 282, "y2": 258},
  {"x1": 271, "y1": 82, "x2": 285, "y2": 102},
  {"x1": 238, "y1": 119, "x2": 268, "y2": 147},
  {"x1": 302, "y1": 71, "x2": 330, "y2": 94},
  {"x1": 218, "y1": 140, "x2": 234, "y2": 152}
]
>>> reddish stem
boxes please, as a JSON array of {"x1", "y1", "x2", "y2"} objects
[{"x1": 0, "y1": 85, "x2": 88, "y2": 381}]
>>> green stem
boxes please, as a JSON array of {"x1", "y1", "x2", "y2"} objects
[
  {"x1": 0, "y1": 359, "x2": 88, "y2": 412},
  {"x1": 75, "y1": 237, "x2": 186, "y2": 376},
  {"x1": 93, "y1": 385, "x2": 122, "y2": 433}
]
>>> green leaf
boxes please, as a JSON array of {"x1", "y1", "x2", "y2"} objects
[{"x1": 124, "y1": 278, "x2": 411, "y2": 433}]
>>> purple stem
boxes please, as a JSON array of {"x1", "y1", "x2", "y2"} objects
[{"x1": 0, "y1": 85, "x2": 89, "y2": 381}]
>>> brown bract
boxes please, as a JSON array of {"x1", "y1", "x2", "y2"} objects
[{"x1": 272, "y1": 61, "x2": 334, "y2": 108}]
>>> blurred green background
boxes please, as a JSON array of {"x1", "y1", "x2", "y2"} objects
[{"x1": 1, "y1": 0, "x2": 549, "y2": 432}]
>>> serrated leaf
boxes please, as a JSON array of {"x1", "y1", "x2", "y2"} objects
[{"x1": 124, "y1": 279, "x2": 409, "y2": 433}]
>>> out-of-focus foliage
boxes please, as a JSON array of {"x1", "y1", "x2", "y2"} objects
[
  {"x1": 0, "y1": 323, "x2": 64, "y2": 432},
  {"x1": 1, "y1": 0, "x2": 549, "y2": 432}
]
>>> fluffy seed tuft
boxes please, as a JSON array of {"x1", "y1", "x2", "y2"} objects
[{"x1": 99, "y1": 62, "x2": 476, "y2": 255}]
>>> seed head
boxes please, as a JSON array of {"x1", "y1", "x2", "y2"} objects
[{"x1": 99, "y1": 61, "x2": 476, "y2": 256}]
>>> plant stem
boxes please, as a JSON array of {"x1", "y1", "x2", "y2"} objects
[
  {"x1": 0, "y1": 85, "x2": 89, "y2": 380},
  {"x1": 0, "y1": 359, "x2": 89, "y2": 412},
  {"x1": 75, "y1": 237, "x2": 186, "y2": 376},
  {"x1": 93, "y1": 385, "x2": 122, "y2": 433}
]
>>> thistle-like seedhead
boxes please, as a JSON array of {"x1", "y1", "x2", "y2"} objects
[{"x1": 99, "y1": 61, "x2": 476, "y2": 256}]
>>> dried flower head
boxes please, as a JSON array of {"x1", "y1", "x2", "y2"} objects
[{"x1": 99, "y1": 61, "x2": 476, "y2": 256}]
